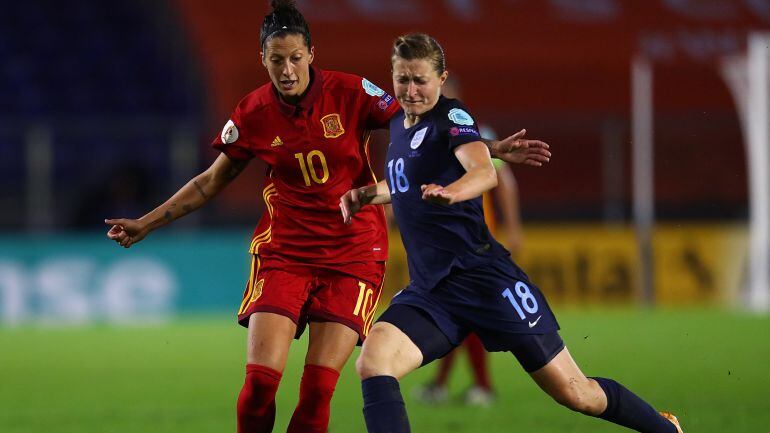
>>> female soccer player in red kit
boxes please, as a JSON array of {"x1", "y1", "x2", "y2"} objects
[{"x1": 105, "y1": 1, "x2": 550, "y2": 432}]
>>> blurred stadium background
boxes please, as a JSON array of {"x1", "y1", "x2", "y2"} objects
[{"x1": 2, "y1": 1, "x2": 770, "y2": 432}]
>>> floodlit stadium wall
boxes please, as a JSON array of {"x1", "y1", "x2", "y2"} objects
[
  {"x1": 385, "y1": 224, "x2": 746, "y2": 306},
  {"x1": 0, "y1": 225, "x2": 746, "y2": 325},
  {"x1": 174, "y1": 0, "x2": 768, "y2": 221}
]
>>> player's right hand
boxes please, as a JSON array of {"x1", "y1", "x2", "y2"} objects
[
  {"x1": 339, "y1": 188, "x2": 364, "y2": 225},
  {"x1": 104, "y1": 218, "x2": 147, "y2": 248}
]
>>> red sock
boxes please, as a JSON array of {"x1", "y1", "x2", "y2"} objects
[
  {"x1": 237, "y1": 364, "x2": 282, "y2": 433},
  {"x1": 465, "y1": 333, "x2": 491, "y2": 390},
  {"x1": 435, "y1": 347, "x2": 458, "y2": 387},
  {"x1": 286, "y1": 364, "x2": 340, "y2": 433}
]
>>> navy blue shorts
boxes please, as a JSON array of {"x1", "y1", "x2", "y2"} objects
[
  {"x1": 379, "y1": 304, "x2": 564, "y2": 371},
  {"x1": 378, "y1": 256, "x2": 563, "y2": 371}
]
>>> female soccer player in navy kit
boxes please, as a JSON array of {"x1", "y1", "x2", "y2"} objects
[
  {"x1": 340, "y1": 33, "x2": 684, "y2": 433},
  {"x1": 104, "y1": 2, "x2": 550, "y2": 433}
]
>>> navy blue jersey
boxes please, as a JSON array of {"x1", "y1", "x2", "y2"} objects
[{"x1": 386, "y1": 96, "x2": 509, "y2": 291}]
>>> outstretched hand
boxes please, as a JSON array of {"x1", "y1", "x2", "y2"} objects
[
  {"x1": 491, "y1": 129, "x2": 551, "y2": 166},
  {"x1": 105, "y1": 218, "x2": 148, "y2": 248},
  {"x1": 421, "y1": 184, "x2": 454, "y2": 205}
]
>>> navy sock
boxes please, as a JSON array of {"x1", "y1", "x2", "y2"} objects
[
  {"x1": 591, "y1": 377, "x2": 677, "y2": 433},
  {"x1": 361, "y1": 376, "x2": 411, "y2": 433}
]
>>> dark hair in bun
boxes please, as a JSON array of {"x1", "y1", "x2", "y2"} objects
[{"x1": 260, "y1": 0, "x2": 311, "y2": 49}]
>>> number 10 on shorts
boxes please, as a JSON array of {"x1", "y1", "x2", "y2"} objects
[
  {"x1": 354, "y1": 281, "x2": 374, "y2": 317},
  {"x1": 354, "y1": 281, "x2": 380, "y2": 337},
  {"x1": 502, "y1": 282, "x2": 539, "y2": 320}
]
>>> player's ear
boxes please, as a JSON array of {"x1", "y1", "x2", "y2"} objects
[
  {"x1": 260, "y1": 51, "x2": 267, "y2": 67},
  {"x1": 308, "y1": 46, "x2": 315, "y2": 64},
  {"x1": 440, "y1": 70, "x2": 449, "y2": 85}
]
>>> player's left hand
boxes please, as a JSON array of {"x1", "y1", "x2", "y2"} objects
[
  {"x1": 490, "y1": 129, "x2": 551, "y2": 166},
  {"x1": 421, "y1": 184, "x2": 453, "y2": 205}
]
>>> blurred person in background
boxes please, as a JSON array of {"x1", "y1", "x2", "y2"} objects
[
  {"x1": 104, "y1": 2, "x2": 550, "y2": 432},
  {"x1": 413, "y1": 75, "x2": 523, "y2": 407},
  {"x1": 342, "y1": 33, "x2": 683, "y2": 433}
]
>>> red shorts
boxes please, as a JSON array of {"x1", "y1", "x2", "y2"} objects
[{"x1": 236, "y1": 255, "x2": 386, "y2": 342}]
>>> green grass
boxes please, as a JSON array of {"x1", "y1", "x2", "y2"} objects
[{"x1": 1, "y1": 308, "x2": 768, "y2": 433}]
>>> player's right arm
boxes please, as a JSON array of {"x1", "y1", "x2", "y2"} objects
[
  {"x1": 422, "y1": 140, "x2": 498, "y2": 205},
  {"x1": 339, "y1": 180, "x2": 390, "y2": 225},
  {"x1": 105, "y1": 154, "x2": 248, "y2": 248}
]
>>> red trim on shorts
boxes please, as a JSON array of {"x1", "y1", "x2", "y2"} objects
[
  {"x1": 308, "y1": 312, "x2": 366, "y2": 343},
  {"x1": 237, "y1": 306, "x2": 299, "y2": 328}
]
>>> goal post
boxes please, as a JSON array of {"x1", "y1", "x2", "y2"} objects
[
  {"x1": 744, "y1": 33, "x2": 770, "y2": 312},
  {"x1": 634, "y1": 32, "x2": 770, "y2": 312},
  {"x1": 631, "y1": 55, "x2": 655, "y2": 305},
  {"x1": 718, "y1": 33, "x2": 770, "y2": 312}
]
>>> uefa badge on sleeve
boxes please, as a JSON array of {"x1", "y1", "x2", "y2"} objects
[
  {"x1": 448, "y1": 108, "x2": 475, "y2": 126},
  {"x1": 362, "y1": 78, "x2": 385, "y2": 97}
]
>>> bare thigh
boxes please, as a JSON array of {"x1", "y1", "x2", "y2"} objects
[
  {"x1": 356, "y1": 321, "x2": 423, "y2": 380},
  {"x1": 305, "y1": 321, "x2": 360, "y2": 372},
  {"x1": 246, "y1": 312, "x2": 297, "y2": 372}
]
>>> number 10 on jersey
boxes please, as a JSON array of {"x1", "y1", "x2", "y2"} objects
[{"x1": 295, "y1": 150, "x2": 329, "y2": 186}]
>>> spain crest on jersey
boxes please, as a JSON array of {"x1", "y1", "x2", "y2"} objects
[{"x1": 320, "y1": 113, "x2": 345, "y2": 138}]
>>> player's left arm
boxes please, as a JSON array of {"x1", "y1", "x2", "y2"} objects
[
  {"x1": 422, "y1": 141, "x2": 497, "y2": 205},
  {"x1": 339, "y1": 180, "x2": 391, "y2": 224},
  {"x1": 484, "y1": 129, "x2": 551, "y2": 166}
]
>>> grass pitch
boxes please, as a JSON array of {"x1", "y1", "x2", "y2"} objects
[{"x1": 1, "y1": 308, "x2": 768, "y2": 433}]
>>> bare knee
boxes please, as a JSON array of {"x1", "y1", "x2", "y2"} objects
[
  {"x1": 355, "y1": 350, "x2": 379, "y2": 379},
  {"x1": 246, "y1": 313, "x2": 295, "y2": 370},
  {"x1": 356, "y1": 328, "x2": 393, "y2": 379}
]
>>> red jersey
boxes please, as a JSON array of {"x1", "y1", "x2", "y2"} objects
[{"x1": 213, "y1": 67, "x2": 400, "y2": 263}]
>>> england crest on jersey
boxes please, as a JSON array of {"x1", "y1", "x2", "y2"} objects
[
  {"x1": 410, "y1": 127, "x2": 428, "y2": 149},
  {"x1": 362, "y1": 78, "x2": 385, "y2": 97},
  {"x1": 448, "y1": 108, "x2": 474, "y2": 126}
]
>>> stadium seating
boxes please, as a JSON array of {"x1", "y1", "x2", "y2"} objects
[{"x1": 0, "y1": 0, "x2": 204, "y2": 229}]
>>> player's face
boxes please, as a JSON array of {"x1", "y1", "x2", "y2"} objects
[
  {"x1": 261, "y1": 34, "x2": 314, "y2": 103},
  {"x1": 392, "y1": 57, "x2": 448, "y2": 117}
]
